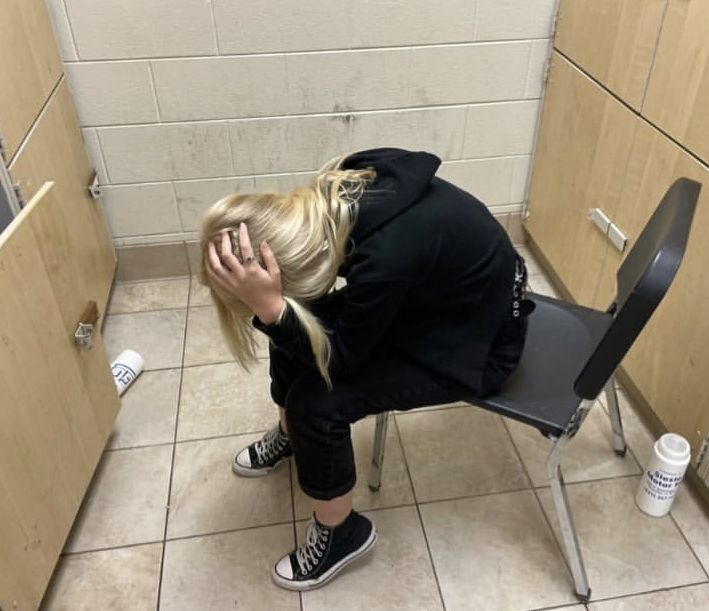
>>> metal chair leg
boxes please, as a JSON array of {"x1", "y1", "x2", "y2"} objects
[
  {"x1": 604, "y1": 378, "x2": 627, "y2": 456},
  {"x1": 547, "y1": 429, "x2": 592, "y2": 602},
  {"x1": 368, "y1": 412, "x2": 390, "y2": 492}
]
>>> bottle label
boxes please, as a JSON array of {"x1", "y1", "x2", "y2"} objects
[
  {"x1": 112, "y1": 362, "x2": 136, "y2": 388},
  {"x1": 642, "y1": 468, "x2": 684, "y2": 502}
]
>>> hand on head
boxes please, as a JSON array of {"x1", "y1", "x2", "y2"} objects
[{"x1": 206, "y1": 222, "x2": 286, "y2": 324}]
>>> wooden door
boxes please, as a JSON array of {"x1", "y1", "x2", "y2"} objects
[
  {"x1": 0, "y1": 0, "x2": 63, "y2": 161},
  {"x1": 9, "y1": 80, "x2": 116, "y2": 312},
  {"x1": 595, "y1": 121, "x2": 709, "y2": 458},
  {"x1": 525, "y1": 53, "x2": 638, "y2": 307},
  {"x1": 555, "y1": 0, "x2": 667, "y2": 110},
  {"x1": 643, "y1": 0, "x2": 709, "y2": 164},
  {"x1": 0, "y1": 183, "x2": 120, "y2": 611}
]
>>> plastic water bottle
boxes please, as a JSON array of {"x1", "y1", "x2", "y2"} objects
[
  {"x1": 111, "y1": 350, "x2": 144, "y2": 396},
  {"x1": 636, "y1": 433, "x2": 691, "y2": 517}
]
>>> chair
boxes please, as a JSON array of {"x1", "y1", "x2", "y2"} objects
[{"x1": 368, "y1": 178, "x2": 701, "y2": 601}]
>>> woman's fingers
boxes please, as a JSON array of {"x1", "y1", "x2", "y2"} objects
[
  {"x1": 260, "y1": 241, "x2": 280, "y2": 278},
  {"x1": 207, "y1": 241, "x2": 228, "y2": 277},
  {"x1": 218, "y1": 230, "x2": 243, "y2": 275},
  {"x1": 239, "y1": 222, "x2": 255, "y2": 263}
]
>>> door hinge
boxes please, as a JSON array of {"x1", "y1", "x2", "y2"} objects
[
  {"x1": 74, "y1": 300, "x2": 100, "y2": 350},
  {"x1": 88, "y1": 170, "x2": 102, "y2": 199},
  {"x1": 0, "y1": 136, "x2": 7, "y2": 164}
]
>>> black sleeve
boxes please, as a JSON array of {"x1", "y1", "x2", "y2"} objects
[{"x1": 253, "y1": 280, "x2": 410, "y2": 381}]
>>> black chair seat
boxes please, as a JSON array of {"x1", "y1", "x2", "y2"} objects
[{"x1": 476, "y1": 293, "x2": 613, "y2": 437}]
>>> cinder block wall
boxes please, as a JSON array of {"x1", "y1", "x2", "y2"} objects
[{"x1": 47, "y1": 0, "x2": 556, "y2": 260}]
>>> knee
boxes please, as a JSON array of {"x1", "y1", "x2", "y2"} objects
[{"x1": 285, "y1": 375, "x2": 344, "y2": 435}]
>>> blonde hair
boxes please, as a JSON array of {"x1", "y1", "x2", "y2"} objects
[{"x1": 199, "y1": 155, "x2": 376, "y2": 387}]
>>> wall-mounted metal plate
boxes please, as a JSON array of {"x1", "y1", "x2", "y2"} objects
[
  {"x1": 608, "y1": 223, "x2": 628, "y2": 252},
  {"x1": 588, "y1": 208, "x2": 611, "y2": 234}
]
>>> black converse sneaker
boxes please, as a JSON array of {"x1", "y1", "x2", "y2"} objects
[
  {"x1": 272, "y1": 511, "x2": 377, "y2": 591},
  {"x1": 232, "y1": 424, "x2": 292, "y2": 476}
]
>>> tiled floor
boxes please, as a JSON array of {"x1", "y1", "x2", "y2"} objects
[{"x1": 41, "y1": 249, "x2": 709, "y2": 610}]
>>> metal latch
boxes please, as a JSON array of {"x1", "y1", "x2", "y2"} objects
[
  {"x1": 74, "y1": 300, "x2": 99, "y2": 349},
  {"x1": 88, "y1": 170, "x2": 102, "y2": 199}
]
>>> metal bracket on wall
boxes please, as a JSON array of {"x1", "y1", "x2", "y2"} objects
[
  {"x1": 587, "y1": 208, "x2": 628, "y2": 253},
  {"x1": 88, "y1": 170, "x2": 102, "y2": 199}
]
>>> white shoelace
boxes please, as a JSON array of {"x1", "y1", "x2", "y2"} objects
[
  {"x1": 254, "y1": 426, "x2": 288, "y2": 465},
  {"x1": 296, "y1": 521, "x2": 330, "y2": 575}
]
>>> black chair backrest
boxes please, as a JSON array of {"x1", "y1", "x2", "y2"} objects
[{"x1": 574, "y1": 178, "x2": 701, "y2": 399}]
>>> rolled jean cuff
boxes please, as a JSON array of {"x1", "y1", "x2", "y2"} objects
[{"x1": 297, "y1": 472, "x2": 357, "y2": 501}]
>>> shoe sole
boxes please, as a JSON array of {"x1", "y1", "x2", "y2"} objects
[
  {"x1": 271, "y1": 526, "x2": 378, "y2": 591},
  {"x1": 231, "y1": 455, "x2": 290, "y2": 477}
]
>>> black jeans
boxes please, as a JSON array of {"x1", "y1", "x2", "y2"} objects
[{"x1": 269, "y1": 301, "x2": 527, "y2": 501}]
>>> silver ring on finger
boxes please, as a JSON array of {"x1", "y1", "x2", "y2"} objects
[{"x1": 243, "y1": 256, "x2": 255, "y2": 265}]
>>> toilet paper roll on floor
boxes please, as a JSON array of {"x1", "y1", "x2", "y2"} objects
[{"x1": 111, "y1": 349, "x2": 145, "y2": 396}]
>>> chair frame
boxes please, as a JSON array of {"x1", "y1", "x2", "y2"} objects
[{"x1": 367, "y1": 375, "x2": 628, "y2": 602}]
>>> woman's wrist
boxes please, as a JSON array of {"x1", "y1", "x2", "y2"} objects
[{"x1": 256, "y1": 297, "x2": 287, "y2": 325}]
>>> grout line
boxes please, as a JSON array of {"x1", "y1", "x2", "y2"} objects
[
  {"x1": 63, "y1": 37, "x2": 552, "y2": 65},
  {"x1": 668, "y1": 511, "x2": 709, "y2": 581},
  {"x1": 84, "y1": 97, "x2": 541, "y2": 131},
  {"x1": 207, "y1": 0, "x2": 221, "y2": 55},
  {"x1": 155, "y1": 275, "x2": 192, "y2": 608},
  {"x1": 101, "y1": 153, "x2": 535, "y2": 188},
  {"x1": 147, "y1": 61, "x2": 163, "y2": 122},
  {"x1": 61, "y1": 538, "x2": 164, "y2": 557},
  {"x1": 59, "y1": 0, "x2": 81, "y2": 60},
  {"x1": 163, "y1": 518, "x2": 298, "y2": 545},
  {"x1": 533, "y1": 471, "x2": 643, "y2": 491},
  {"x1": 583, "y1": 580, "x2": 709, "y2": 607},
  {"x1": 393, "y1": 416, "x2": 448, "y2": 611}
]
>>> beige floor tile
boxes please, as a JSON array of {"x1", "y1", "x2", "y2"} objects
[
  {"x1": 537, "y1": 477, "x2": 706, "y2": 599},
  {"x1": 189, "y1": 276, "x2": 213, "y2": 307},
  {"x1": 167, "y1": 434, "x2": 292, "y2": 538},
  {"x1": 516, "y1": 244, "x2": 544, "y2": 277},
  {"x1": 107, "y1": 369, "x2": 180, "y2": 449},
  {"x1": 300, "y1": 506, "x2": 443, "y2": 611},
  {"x1": 292, "y1": 417, "x2": 415, "y2": 520},
  {"x1": 65, "y1": 446, "x2": 172, "y2": 552},
  {"x1": 160, "y1": 524, "x2": 299, "y2": 611},
  {"x1": 420, "y1": 490, "x2": 577, "y2": 611},
  {"x1": 103, "y1": 309, "x2": 187, "y2": 370},
  {"x1": 588, "y1": 582, "x2": 709, "y2": 610},
  {"x1": 529, "y1": 274, "x2": 560, "y2": 298},
  {"x1": 42, "y1": 543, "x2": 162, "y2": 610},
  {"x1": 107, "y1": 278, "x2": 190, "y2": 314},
  {"x1": 183, "y1": 306, "x2": 268, "y2": 366},
  {"x1": 507, "y1": 404, "x2": 641, "y2": 487},
  {"x1": 670, "y1": 486, "x2": 709, "y2": 574},
  {"x1": 178, "y1": 360, "x2": 276, "y2": 441},
  {"x1": 396, "y1": 407, "x2": 529, "y2": 502}
]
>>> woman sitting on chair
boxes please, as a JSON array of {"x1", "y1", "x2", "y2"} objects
[{"x1": 200, "y1": 147, "x2": 530, "y2": 591}]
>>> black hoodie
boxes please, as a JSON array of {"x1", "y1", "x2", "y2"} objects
[{"x1": 254, "y1": 147, "x2": 518, "y2": 394}]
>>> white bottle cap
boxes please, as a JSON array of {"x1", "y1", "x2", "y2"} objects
[{"x1": 656, "y1": 433, "x2": 691, "y2": 466}]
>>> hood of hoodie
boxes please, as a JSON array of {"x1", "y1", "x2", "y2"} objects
[{"x1": 342, "y1": 148, "x2": 441, "y2": 244}]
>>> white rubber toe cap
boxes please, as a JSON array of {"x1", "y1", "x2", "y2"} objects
[
  {"x1": 274, "y1": 555, "x2": 294, "y2": 580},
  {"x1": 233, "y1": 448, "x2": 251, "y2": 470}
]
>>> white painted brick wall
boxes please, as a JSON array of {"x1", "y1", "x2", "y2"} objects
[{"x1": 45, "y1": 0, "x2": 557, "y2": 245}]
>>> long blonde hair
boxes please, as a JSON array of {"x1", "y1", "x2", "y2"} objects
[{"x1": 199, "y1": 156, "x2": 376, "y2": 387}]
